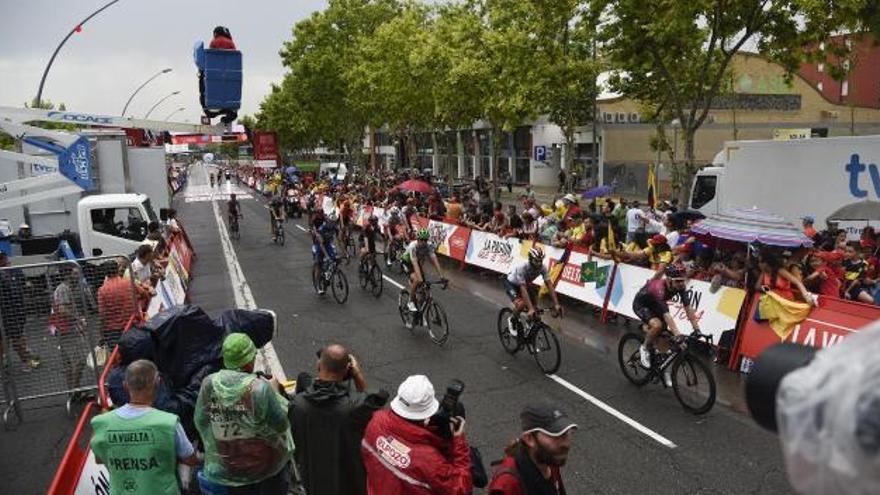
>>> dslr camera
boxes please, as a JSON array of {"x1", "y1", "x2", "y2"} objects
[{"x1": 430, "y1": 379, "x2": 465, "y2": 439}]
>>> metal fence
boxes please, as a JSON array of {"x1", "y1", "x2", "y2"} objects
[{"x1": 0, "y1": 255, "x2": 138, "y2": 428}]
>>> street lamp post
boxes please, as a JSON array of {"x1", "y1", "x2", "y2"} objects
[
  {"x1": 35, "y1": 0, "x2": 123, "y2": 107},
  {"x1": 164, "y1": 107, "x2": 186, "y2": 121},
  {"x1": 144, "y1": 91, "x2": 181, "y2": 119},
  {"x1": 121, "y1": 68, "x2": 173, "y2": 117}
]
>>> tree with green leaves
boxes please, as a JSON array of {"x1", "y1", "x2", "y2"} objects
[{"x1": 596, "y1": 0, "x2": 871, "y2": 204}]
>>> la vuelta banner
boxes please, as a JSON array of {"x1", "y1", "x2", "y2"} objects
[
  {"x1": 607, "y1": 262, "x2": 746, "y2": 344},
  {"x1": 428, "y1": 220, "x2": 471, "y2": 262},
  {"x1": 465, "y1": 230, "x2": 525, "y2": 273}
]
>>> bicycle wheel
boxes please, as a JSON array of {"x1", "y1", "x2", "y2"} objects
[
  {"x1": 617, "y1": 333, "x2": 652, "y2": 386},
  {"x1": 426, "y1": 302, "x2": 450, "y2": 346},
  {"x1": 358, "y1": 261, "x2": 369, "y2": 289},
  {"x1": 496, "y1": 308, "x2": 519, "y2": 354},
  {"x1": 278, "y1": 228, "x2": 285, "y2": 246},
  {"x1": 528, "y1": 324, "x2": 561, "y2": 375},
  {"x1": 398, "y1": 290, "x2": 414, "y2": 331},
  {"x1": 369, "y1": 264, "x2": 383, "y2": 298},
  {"x1": 671, "y1": 354, "x2": 716, "y2": 415},
  {"x1": 331, "y1": 269, "x2": 349, "y2": 304}
]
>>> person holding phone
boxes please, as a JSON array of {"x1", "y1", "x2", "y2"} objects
[{"x1": 289, "y1": 344, "x2": 389, "y2": 495}]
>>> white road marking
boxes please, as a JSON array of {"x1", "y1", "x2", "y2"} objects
[
  {"x1": 295, "y1": 224, "x2": 307, "y2": 232},
  {"x1": 548, "y1": 374, "x2": 677, "y2": 449},
  {"x1": 205, "y1": 165, "x2": 286, "y2": 381},
  {"x1": 383, "y1": 274, "x2": 406, "y2": 290}
]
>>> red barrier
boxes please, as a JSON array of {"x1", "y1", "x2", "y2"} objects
[
  {"x1": 732, "y1": 294, "x2": 880, "y2": 369},
  {"x1": 46, "y1": 401, "x2": 100, "y2": 495},
  {"x1": 97, "y1": 314, "x2": 140, "y2": 410}
]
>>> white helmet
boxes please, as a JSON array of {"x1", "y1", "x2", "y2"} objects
[
  {"x1": 528, "y1": 246, "x2": 544, "y2": 264},
  {"x1": 327, "y1": 210, "x2": 339, "y2": 222},
  {"x1": 388, "y1": 206, "x2": 401, "y2": 217}
]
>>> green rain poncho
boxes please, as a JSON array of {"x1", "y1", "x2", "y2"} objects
[{"x1": 195, "y1": 369, "x2": 293, "y2": 486}]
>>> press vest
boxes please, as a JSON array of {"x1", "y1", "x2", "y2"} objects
[{"x1": 91, "y1": 408, "x2": 180, "y2": 494}]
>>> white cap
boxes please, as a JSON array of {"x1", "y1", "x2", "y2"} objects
[
  {"x1": 390, "y1": 375, "x2": 440, "y2": 421},
  {"x1": 563, "y1": 193, "x2": 577, "y2": 203},
  {"x1": 19, "y1": 223, "x2": 29, "y2": 229}
]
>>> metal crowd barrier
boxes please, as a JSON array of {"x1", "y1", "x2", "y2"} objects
[{"x1": 0, "y1": 255, "x2": 138, "y2": 429}]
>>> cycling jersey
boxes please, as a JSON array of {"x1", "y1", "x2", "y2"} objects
[
  {"x1": 361, "y1": 225, "x2": 380, "y2": 254},
  {"x1": 400, "y1": 240, "x2": 435, "y2": 264},
  {"x1": 227, "y1": 200, "x2": 240, "y2": 217},
  {"x1": 314, "y1": 222, "x2": 337, "y2": 246},
  {"x1": 507, "y1": 260, "x2": 551, "y2": 286},
  {"x1": 632, "y1": 278, "x2": 690, "y2": 323}
]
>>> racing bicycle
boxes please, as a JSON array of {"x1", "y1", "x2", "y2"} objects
[
  {"x1": 617, "y1": 330, "x2": 717, "y2": 414},
  {"x1": 272, "y1": 218, "x2": 285, "y2": 245},
  {"x1": 497, "y1": 308, "x2": 562, "y2": 374},
  {"x1": 228, "y1": 214, "x2": 241, "y2": 240},
  {"x1": 313, "y1": 258, "x2": 349, "y2": 304},
  {"x1": 357, "y1": 251, "x2": 383, "y2": 298},
  {"x1": 398, "y1": 279, "x2": 450, "y2": 346},
  {"x1": 384, "y1": 236, "x2": 405, "y2": 274}
]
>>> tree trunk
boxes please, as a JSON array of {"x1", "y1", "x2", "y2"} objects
[
  {"x1": 563, "y1": 125, "x2": 576, "y2": 185},
  {"x1": 678, "y1": 128, "x2": 698, "y2": 206},
  {"x1": 491, "y1": 127, "x2": 502, "y2": 203}
]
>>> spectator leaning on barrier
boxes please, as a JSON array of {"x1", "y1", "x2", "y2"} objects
[
  {"x1": 289, "y1": 344, "x2": 389, "y2": 495},
  {"x1": 488, "y1": 403, "x2": 577, "y2": 495},
  {"x1": 50, "y1": 264, "x2": 89, "y2": 395},
  {"x1": 0, "y1": 249, "x2": 41, "y2": 372},
  {"x1": 91, "y1": 359, "x2": 198, "y2": 495},
  {"x1": 97, "y1": 258, "x2": 137, "y2": 348},
  {"x1": 361, "y1": 374, "x2": 473, "y2": 494},
  {"x1": 131, "y1": 244, "x2": 157, "y2": 298},
  {"x1": 195, "y1": 333, "x2": 294, "y2": 494}
]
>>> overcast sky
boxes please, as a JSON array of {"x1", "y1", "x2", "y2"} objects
[{"x1": 0, "y1": 0, "x2": 327, "y2": 123}]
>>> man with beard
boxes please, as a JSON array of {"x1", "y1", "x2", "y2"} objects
[{"x1": 488, "y1": 403, "x2": 577, "y2": 494}]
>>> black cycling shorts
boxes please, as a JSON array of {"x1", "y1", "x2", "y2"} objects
[
  {"x1": 632, "y1": 295, "x2": 668, "y2": 325},
  {"x1": 505, "y1": 279, "x2": 537, "y2": 305}
]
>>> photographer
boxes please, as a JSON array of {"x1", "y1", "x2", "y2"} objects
[
  {"x1": 194, "y1": 333, "x2": 294, "y2": 494},
  {"x1": 361, "y1": 375, "x2": 473, "y2": 494},
  {"x1": 289, "y1": 344, "x2": 389, "y2": 495}
]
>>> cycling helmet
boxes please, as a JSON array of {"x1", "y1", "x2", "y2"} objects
[
  {"x1": 368, "y1": 215, "x2": 379, "y2": 225},
  {"x1": 388, "y1": 206, "x2": 401, "y2": 217},
  {"x1": 230, "y1": 193, "x2": 236, "y2": 200},
  {"x1": 417, "y1": 228, "x2": 430, "y2": 241},
  {"x1": 665, "y1": 265, "x2": 686, "y2": 280},
  {"x1": 327, "y1": 210, "x2": 339, "y2": 222},
  {"x1": 528, "y1": 246, "x2": 544, "y2": 264}
]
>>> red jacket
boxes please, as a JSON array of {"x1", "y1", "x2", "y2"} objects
[
  {"x1": 487, "y1": 447, "x2": 566, "y2": 495},
  {"x1": 209, "y1": 36, "x2": 236, "y2": 50},
  {"x1": 361, "y1": 409, "x2": 472, "y2": 494}
]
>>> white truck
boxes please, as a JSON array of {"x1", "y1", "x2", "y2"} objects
[
  {"x1": 690, "y1": 135, "x2": 880, "y2": 229},
  {"x1": 0, "y1": 106, "x2": 222, "y2": 257}
]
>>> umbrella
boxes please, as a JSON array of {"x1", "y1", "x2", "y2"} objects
[
  {"x1": 690, "y1": 207, "x2": 813, "y2": 248},
  {"x1": 396, "y1": 179, "x2": 434, "y2": 194},
  {"x1": 582, "y1": 182, "x2": 616, "y2": 199},
  {"x1": 827, "y1": 200, "x2": 880, "y2": 221}
]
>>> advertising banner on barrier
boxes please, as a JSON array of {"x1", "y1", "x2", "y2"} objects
[
  {"x1": 427, "y1": 220, "x2": 471, "y2": 262},
  {"x1": 465, "y1": 230, "x2": 525, "y2": 274},
  {"x1": 163, "y1": 263, "x2": 187, "y2": 306},
  {"x1": 539, "y1": 246, "x2": 619, "y2": 309},
  {"x1": 607, "y1": 263, "x2": 746, "y2": 343},
  {"x1": 737, "y1": 295, "x2": 880, "y2": 362}
]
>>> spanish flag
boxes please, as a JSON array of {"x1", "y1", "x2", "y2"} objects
[{"x1": 647, "y1": 164, "x2": 657, "y2": 209}]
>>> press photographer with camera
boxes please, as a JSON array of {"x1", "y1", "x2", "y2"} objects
[
  {"x1": 194, "y1": 333, "x2": 294, "y2": 494},
  {"x1": 289, "y1": 344, "x2": 389, "y2": 495},
  {"x1": 361, "y1": 374, "x2": 473, "y2": 494}
]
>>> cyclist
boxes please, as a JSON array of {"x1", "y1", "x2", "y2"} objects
[
  {"x1": 227, "y1": 193, "x2": 242, "y2": 227},
  {"x1": 339, "y1": 196, "x2": 355, "y2": 253},
  {"x1": 504, "y1": 246, "x2": 562, "y2": 336},
  {"x1": 209, "y1": 172, "x2": 215, "y2": 188},
  {"x1": 383, "y1": 206, "x2": 406, "y2": 267},
  {"x1": 269, "y1": 196, "x2": 286, "y2": 239},
  {"x1": 632, "y1": 265, "x2": 702, "y2": 369},
  {"x1": 311, "y1": 211, "x2": 338, "y2": 295},
  {"x1": 401, "y1": 228, "x2": 445, "y2": 317},
  {"x1": 360, "y1": 215, "x2": 381, "y2": 261}
]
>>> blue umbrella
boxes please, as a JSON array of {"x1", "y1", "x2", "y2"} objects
[{"x1": 582, "y1": 181, "x2": 616, "y2": 199}]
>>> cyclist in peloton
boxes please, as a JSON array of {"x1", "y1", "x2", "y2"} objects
[
  {"x1": 383, "y1": 206, "x2": 406, "y2": 266},
  {"x1": 504, "y1": 246, "x2": 562, "y2": 336},
  {"x1": 269, "y1": 196, "x2": 286, "y2": 239},
  {"x1": 360, "y1": 215, "x2": 381, "y2": 260},
  {"x1": 401, "y1": 228, "x2": 446, "y2": 315},
  {"x1": 227, "y1": 193, "x2": 242, "y2": 226},
  {"x1": 632, "y1": 265, "x2": 702, "y2": 369},
  {"x1": 311, "y1": 211, "x2": 338, "y2": 295}
]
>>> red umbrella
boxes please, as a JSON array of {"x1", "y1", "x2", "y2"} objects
[{"x1": 396, "y1": 179, "x2": 434, "y2": 194}]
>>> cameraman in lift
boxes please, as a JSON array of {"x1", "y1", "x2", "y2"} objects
[{"x1": 361, "y1": 375, "x2": 473, "y2": 494}]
